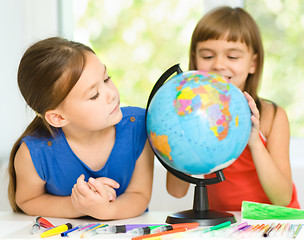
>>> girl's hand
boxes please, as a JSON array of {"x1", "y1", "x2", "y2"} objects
[
  {"x1": 71, "y1": 175, "x2": 118, "y2": 216},
  {"x1": 88, "y1": 177, "x2": 119, "y2": 202},
  {"x1": 244, "y1": 92, "x2": 260, "y2": 146}
]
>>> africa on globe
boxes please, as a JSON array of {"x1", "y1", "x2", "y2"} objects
[{"x1": 146, "y1": 71, "x2": 252, "y2": 175}]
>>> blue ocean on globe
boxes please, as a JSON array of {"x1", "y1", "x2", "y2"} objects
[{"x1": 146, "y1": 71, "x2": 252, "y2": 175}]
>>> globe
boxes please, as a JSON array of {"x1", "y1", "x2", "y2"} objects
[{"x1": 146, "y1": 70, "x2": 252, "y2": 175}]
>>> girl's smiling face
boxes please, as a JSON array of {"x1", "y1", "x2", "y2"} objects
[{"x1": 195, "y1": 39, "x2": 257, "y2": 91}]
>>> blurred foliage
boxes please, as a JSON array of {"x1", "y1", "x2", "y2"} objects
[
  {"x1": 74, "y1": 0, "x2": 203, "y2": 107},
  {"x1": 74, "y1": 0, "x2": 304, "y2": 137},
  {"x1": 246, "y1": 0, "x2": 304, "y2": 137}
]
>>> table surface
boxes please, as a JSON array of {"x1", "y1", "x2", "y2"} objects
[
  {"x1": 0, "y1": 211, "x2": 241, "y2": 239},
  {"x1": 1, "y1": 211, "x2": 304, "y2": 239}
]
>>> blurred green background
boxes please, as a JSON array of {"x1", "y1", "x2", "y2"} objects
[{"x1": 74, "y1": 0, "x2": 304, "y2": 137}]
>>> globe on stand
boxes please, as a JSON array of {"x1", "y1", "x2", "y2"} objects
[{"x1": 146, "y1": 64, "x2": 252, "y2": 225}]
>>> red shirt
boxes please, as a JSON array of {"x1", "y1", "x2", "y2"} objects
[{"x1": 205, "y1": 133, "x2": 300, "y2": 211}]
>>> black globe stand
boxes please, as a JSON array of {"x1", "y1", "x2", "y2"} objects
[
  {"x1": 165, "y1": 170, "x2": 236, "y2": 225},
  {"x1": 159, "y1": 158, "x2": 236, "y2": 226},
  {"x1": 146, "y1": 64, "x2": 236, "y2": 226}
]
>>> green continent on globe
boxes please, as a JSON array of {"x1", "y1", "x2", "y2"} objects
[{"x1": 173, "y1": 74, "x2": 233, "y2": 141}]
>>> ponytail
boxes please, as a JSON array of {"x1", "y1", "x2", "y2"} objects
[{"x1": 7, "y1": 116, "x2": 56, "y2": 212}]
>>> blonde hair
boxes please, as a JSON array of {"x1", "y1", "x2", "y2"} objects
[
  {"x1": 8, "y1": 37, "x2": 95, "y2": 212},
  {"x1": 189, "y1": 6, "x2": 264, "y2": 107}
]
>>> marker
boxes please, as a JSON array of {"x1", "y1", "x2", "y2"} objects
[
  {"x1": 235, "y1": 222, "x2": 249, "y2": 231},
  {"x1": 240, "y1": 225, "x2": 252, "y2": 232},
  {"x1": 250, "y1": 224, "x2": 260, "y2": 231},
  {"x1": 282, "y1": 223, "x2": 291, "y2": 237},
  {"x1": 277, "y1": 223, "x2": 286, "y2": 236},
  {"x1": 97, "y1": 224, "x2": 161, "y2": 234},
  {"x1": 31, "y1": 223, "x2": 40, "y2": 234},
  {"x1": 289, "y1": 224, "x2": 295, "y2": 238},
  {"x1": 240, "y1": 224, "x2": 260, "y2": 238},
  {"x1": 258, "y1": 224, "x2": 265, "y2": 230},
  {"x1": 131, "y1": 227, "x2": 191, "y2": 240},
  {"x1": 199, "y1": 221, "x2": 232, "y2": 234},
  {"x1": 150, "y1": 222, "x2": 199, "y2": 233},
  {"x1": 247, "y1": 224, "x2": 265, "y2": 238},
  {"x1": 261, "y1": 224, "x2": 270, "y2": 233},
  {"x1": 263, "y1": 223, "x2": 276, "y2": 237},
  {"x1": 32, "y1": 224, "x2": 53, "y2": 235},
  {"x1": 40, "y1": 223, "x2": 72, "y2": 238},
  {"x1": 79, "y1": 223, "x2": 101, "y2": 238},
  {"x1": 269, "y1": 223, "x2": 281, "y2": 237},
  {"x1": 227, "y1": 222, "x2": 249, "y2": 237},
  {"x1": 234, "y1": 222, "x2": 249, "y2": 233},
  {"x1": 67, "y1": 223, "x2": 95, "y2": 237},
  {"x1": 127, "y1": 225, "x2": 164, "y2": 236},
  {"x1": 238, "y1": 224, "x2": 255, "y2": 238},
  {"x1": 61, "y1": 225, "x2": 82, "y2": 237},
  {"x1": 80, "y1": 224, "x2": 109, "y2": 237},
  {"x1": 293, "y1": 224, "x2": 302, "y2": 239},
  {"x1": 36, "y1": 217, "x2": 54, "y2": 228}
]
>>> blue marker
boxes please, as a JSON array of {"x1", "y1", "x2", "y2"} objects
[{"x1": 61, "y1": 225, "x2": 82, "y2": 237}]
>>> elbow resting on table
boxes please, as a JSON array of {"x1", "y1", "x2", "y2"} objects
[
  {"x1": 270, "y1": 186, "x2": 293, "y2": 207},
  {"x1": 166, "y1": 187, "x2": 188, "y2": 198},
  {"x1": 15, "y1": 200, "x2": 32, "y2": 216}
]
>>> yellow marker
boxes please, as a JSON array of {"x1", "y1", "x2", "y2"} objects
[{"x1": 40, "y1": 223, "x2": 72, "y2": 238}]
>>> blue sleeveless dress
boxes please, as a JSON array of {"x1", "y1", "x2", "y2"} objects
[{"x1": 22, "y1": 107, "x2": 147, "y2": 197}]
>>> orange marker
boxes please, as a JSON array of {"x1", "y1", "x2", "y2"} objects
[
  {"x1": 150, "y1": 222, "x2": 199, "y2": 233},
  {"x1": 251, "y1": 224, "x2": 260, "y2": 231},
  {"x1": 257, "y1": 224, "x2": 265, "y2": 231},
  {"x1": 269, "y1": 223, "x2": 282, "y2": 237}
]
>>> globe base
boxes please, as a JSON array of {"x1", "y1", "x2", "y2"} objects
[{"x1": 166, "y1": 209, "x2": 236, "y2": 226}]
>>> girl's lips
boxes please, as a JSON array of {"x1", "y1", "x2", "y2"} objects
[
  {"x1": 223, "y1": 76, "x2": 232, "y2": 82},
  {"x1": 110, "y1": 103, "x2": 119, "y2": 114}
]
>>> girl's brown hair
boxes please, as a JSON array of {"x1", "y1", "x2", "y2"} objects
[
  {"x1": 8, "y1": 37, "x2": 95, "y2": 212},
  {"x1": 189, "y1": 6, "x2": 264, "y2": 109}
]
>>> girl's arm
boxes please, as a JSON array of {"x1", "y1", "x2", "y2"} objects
[
  {"x1": 14, "y1": 142, "x2": 83, "y2": 218},
  {"x1": 166, "y1": 172, "x2": 190, "y2": 198},
  {"x1": 71, "y1": 140, "x2": 154, "y2": 219},
  {"x1": 245, "y1": 92, "x2": 293, "y2": 206}
]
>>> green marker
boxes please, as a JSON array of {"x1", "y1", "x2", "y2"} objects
[
  {"x1": 200, "y1": 221, "x2": 232, "y2": 234},
  {"x1": 293, "y1": 224, "x2": 302, "y2": 239}
]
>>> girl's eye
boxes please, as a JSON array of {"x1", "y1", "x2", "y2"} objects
[
  {"x1": 228, "y1": 56, "x2": 239, "y2": 60},
  {"x1": 90, "y1": 92, "x2": 99, "y2": 100},
  {"x1": 202, "y1": 56, "x2": 214, "y2": 59},
  {"x1": 104, "y1": 76, "x2": 111, "y2": 83}
]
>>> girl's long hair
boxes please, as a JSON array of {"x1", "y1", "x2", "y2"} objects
[
  {"x1": 188, "y1": 6, "x2": 264, "y2": 110},
  {"x1": 8, "y1": 37, "x2": 94, "y2": 212}
]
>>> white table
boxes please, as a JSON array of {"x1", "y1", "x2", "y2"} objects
[
  {"x1": 0, "y1": 211, "x2": 241, "y2": 239},
  {"x1": 2, "y1": 211, "x2": 304, "y2": 239},
  {"x1": 0, "y1": 212, "x2": 304, "y2": 240}
]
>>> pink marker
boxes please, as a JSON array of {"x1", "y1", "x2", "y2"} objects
[
  {"x1": 235, "y1": 222, "x2": 249, "y2": 230},
  {"x1": 228, "y1": 222, "x2": 249, "y2": 236},
  {"x1": 67, "y1": 223, "x2": 95, "y2": 237}
]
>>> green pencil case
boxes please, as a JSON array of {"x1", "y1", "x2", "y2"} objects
[{"x1": 241, "y1": 201, "x2": 304, "y2": 220}]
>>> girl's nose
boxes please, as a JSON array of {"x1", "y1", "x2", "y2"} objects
[
  {"x1": 106, "y1": 84, "x2": 117, "y2": 103},
  {"x1": 212, "y1": 57, "x2": 226, "y2": 70}
]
